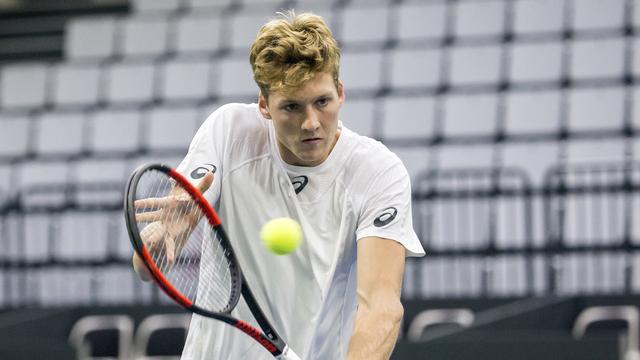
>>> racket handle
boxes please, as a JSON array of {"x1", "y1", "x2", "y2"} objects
[{"x1": 276, "y1": 346, "x2": 301, "y2": 360}]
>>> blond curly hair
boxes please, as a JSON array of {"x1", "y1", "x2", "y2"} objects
[{"x1": 249, "y1": 11, "x2": 340, "y2": 97}]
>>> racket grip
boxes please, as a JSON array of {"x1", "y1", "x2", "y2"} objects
[{"x1": 276, "y1": 346, "x2": 301, "y2": 360}]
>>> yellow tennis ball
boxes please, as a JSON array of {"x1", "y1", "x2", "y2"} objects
[{"x1": 260, "y1": 217, "x2": 303, "y2": 255}]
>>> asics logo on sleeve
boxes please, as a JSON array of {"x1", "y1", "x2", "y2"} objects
[
  {"x1": 291, "y1": 175, "x2": 308, "y2": 194},
  {"x1": 190, "y1": 163, "x2": 217, "y2": 179},
  {"x1": 373, "y1": 207, "x2": 398, "y2": 227}
]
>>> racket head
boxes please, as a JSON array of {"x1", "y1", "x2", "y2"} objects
[{"x1": 124, "y1": 163, "x2": 242, "y2": 315}]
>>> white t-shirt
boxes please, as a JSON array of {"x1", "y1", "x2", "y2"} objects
[{"x1": 177, "y1": 103, "x2": 425, "y2": 360}]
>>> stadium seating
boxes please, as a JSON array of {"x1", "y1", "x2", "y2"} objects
[{"x1": 0, "y1": 0, "x2": 638, "y2": 310}]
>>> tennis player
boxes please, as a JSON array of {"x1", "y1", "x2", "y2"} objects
[{"x1": 133, "y1": 11, "x2": 425, "y2": 359}]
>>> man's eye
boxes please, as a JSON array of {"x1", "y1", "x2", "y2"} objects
[
  {"x1": 316, "y1": 98, "x2": 329, "y2": 107},
  {"x1": 284, "y1": 104, "x2": 299, "y2": 112}
]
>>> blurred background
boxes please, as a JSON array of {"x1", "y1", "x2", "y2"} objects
[{"x1": 1, "y1": 0, "x2": 639, "y2": 359}]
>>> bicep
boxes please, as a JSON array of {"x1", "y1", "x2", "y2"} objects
[{"x1": 356, "y1": 237, "x2": 406, "y2": 301}]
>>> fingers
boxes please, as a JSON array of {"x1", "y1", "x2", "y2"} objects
[
  {"x1": 164, "y1": 235, "x2": 176, "y2": 266},
  {"x1": 135, "y1": 171, "x2": 213, "y2": 211},
  {"x1": 197, "y1": 171, "x2": 214, "y2": 193},
  {"x1": 135, "y1": 197, "x2": 173, "y2": 209},
  {"x1": 139, "y1": 222, "x2": 180, "y2": 269},
  {"x1": 141, "y1": 222, "x2": 165, "y2": 250},
  {"x1": 135, "y1": 209, "x2": 162, "y2": 223}
]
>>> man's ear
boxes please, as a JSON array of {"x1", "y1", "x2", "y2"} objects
[
  {"x1": 258, "y1": 92, "x2": 271, "y2": 119},
  {"x1": 337, "y1": 79, "x2": 345, "y2": 106}
]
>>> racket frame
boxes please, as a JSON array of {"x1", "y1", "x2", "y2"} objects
[{"x1": 124, "y1": 163, "x2": 292, "y2": 357}]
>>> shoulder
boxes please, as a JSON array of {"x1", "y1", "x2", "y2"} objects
[
  {"x1": 198, "y1": 103, "x2": 270, "y2": 154},
  {"x1": 342, "y1": 127, "x2": 407, "y2": 179},
  {"x1": 202, "y1": 103, "x2": 267, "y2": 134},
  {"x1": 340, "y1": 127, "x2": 411, "y2": 209}
]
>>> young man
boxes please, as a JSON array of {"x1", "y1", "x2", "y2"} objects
[{"x1": 133, "y1": 11, "x2": 424, "y2": 359}]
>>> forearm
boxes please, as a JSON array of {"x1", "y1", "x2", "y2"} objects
[{"x1": 346, "y1": 299, "x2": 404, "y2": 360}]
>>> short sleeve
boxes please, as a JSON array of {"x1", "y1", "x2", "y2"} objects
[
  {"x1": 356, "y1": 160, "x2": 425, "y2": 257},
  {"x1": 176, "y1": 107, "x2": 226, "y2": 207}
]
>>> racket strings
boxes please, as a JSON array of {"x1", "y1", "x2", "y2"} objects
[{"x1": 134, "y1": 169, "x2": 236, "y2": 313}]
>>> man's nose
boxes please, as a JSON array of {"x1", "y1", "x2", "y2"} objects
[{"x1": 301, "y1": 107, "x2": 320, "y2": 131}]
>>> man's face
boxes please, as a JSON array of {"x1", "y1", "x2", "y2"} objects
[{"x1": 259, "y1": 73, "x2": 345, "y2": 167}]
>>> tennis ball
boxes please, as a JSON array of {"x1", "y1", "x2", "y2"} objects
[{"x1": 260, "y1": 217, "x2": 303, "y2": 255}]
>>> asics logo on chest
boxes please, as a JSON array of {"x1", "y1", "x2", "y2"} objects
[{"x1": 291, "y1": 175, "x2": 308, "y2": 194}]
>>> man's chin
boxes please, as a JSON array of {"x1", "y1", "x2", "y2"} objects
[{"x1": 294, "y1": 153, "x2": 324, "y2": 166}]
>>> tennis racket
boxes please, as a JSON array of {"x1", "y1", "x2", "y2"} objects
[{"x1": 124, "y1": 163, "x2": 300, "y2": 360}]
